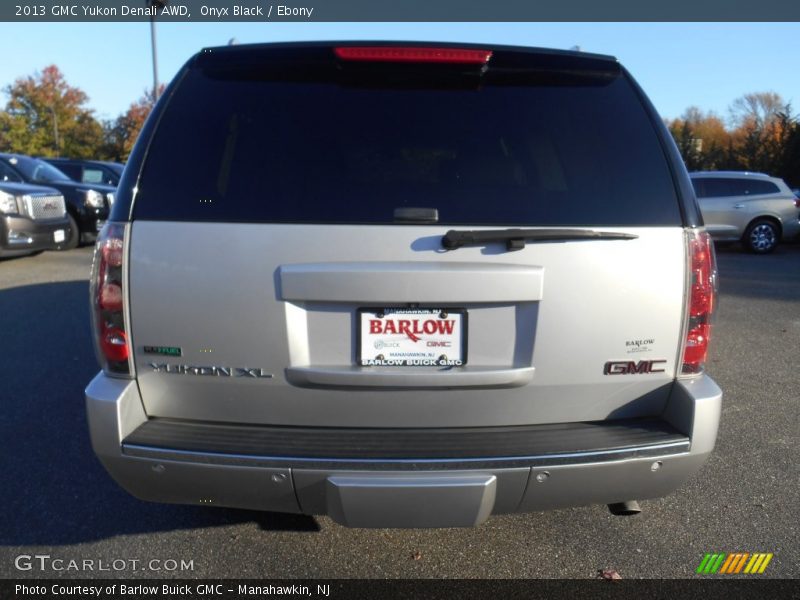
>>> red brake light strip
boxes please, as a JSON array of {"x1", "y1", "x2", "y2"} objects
[{"x1": 334, "y1": 46, "x2": 493, "y2": 65}]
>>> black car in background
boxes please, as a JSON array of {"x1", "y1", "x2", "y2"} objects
[
  {"x1": 43, "y1": 158, "x2": 124, "y2": 187},
  {"x1": 0, "y1": 153, "x2": 115, "y2": 248},
  {"x1": 0, "y1": 181, "x2": 70, "y2": 258}
]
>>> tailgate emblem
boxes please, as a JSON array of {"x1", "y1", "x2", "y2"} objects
[
  {"x1": 603, "y1": 360, "x2": 666, "y2": 375},
  {"x1": 148, "y1": 363, "x2": 273, "y2": 378}
]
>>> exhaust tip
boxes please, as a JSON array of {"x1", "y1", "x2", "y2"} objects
[{"x1": 608, "y1": 501, "x2": 641, "y2": 516}]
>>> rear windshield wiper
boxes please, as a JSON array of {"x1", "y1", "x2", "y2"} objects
[{"x1": 442, "y1": 228, "x2": 638, "y2": 251}]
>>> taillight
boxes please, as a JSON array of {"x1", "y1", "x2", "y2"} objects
[
  {"x1": 794, "y1": 197, "x2": 800, "y2": 208},
  {"x1": 681, "y1": 230, "x2": 717, "y2": 375},
  {"x1": 334, "y1": 46, "x2": 493, "y2": 65},
  {"x1": 90, "y1": 222, "x2": 132, "y2": 376}
]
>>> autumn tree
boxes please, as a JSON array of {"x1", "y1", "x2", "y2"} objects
[
  {"x1": 727, "y1": 92, "x2": 794, "y2": 173},
  {"x1": 101, "y1": 86, "x2": 163, "y2": 162},
  {"x1": 667, "y1": 107, "x2": 732, "y2": 171},
  {"x1": 0, "y1": 65, "x2": 103, "y2": 158},
  {"x1": 667, "y1": 93, "x2": 799, "y2": 181}
]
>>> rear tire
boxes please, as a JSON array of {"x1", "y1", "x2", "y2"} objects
[
  {"x1": 60, "y1": 214, "x2": 80, "y2": 250},
  {"x1": 743, "y1": 219, "x2": 779, "y2": 254}
]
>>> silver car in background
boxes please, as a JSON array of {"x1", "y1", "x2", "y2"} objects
[{"x1": 690, "y1": 171, "x2": 800, "y2": 253}]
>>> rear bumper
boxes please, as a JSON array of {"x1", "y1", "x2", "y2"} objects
[{"x1": 86, "y1": 374, "x2": 721, "y2": 527}]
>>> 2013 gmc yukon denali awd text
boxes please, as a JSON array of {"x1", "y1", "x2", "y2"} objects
[{"x1": 85, "y1": 42, "x2": 721, "y2": 528}]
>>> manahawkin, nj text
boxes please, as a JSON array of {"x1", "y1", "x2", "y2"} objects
[{"x1": 16, "y1": 584, "x2": 332, "y2": 597}]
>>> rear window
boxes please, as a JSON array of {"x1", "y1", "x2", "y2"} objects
[{"x1": 134, "y1": 55, "x2": 681, "y2": 226}]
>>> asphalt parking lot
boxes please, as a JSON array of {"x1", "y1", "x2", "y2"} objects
[{"x1": 1, "y1": 242, "x2": 798, "y2": 579}]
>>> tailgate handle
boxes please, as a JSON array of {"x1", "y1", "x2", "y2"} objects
[
  {"x1": 279, "y1": 262, "x2": 544, "y2": 303},
  {"x1": 285, "y1": 365, "x2": 535, "y2": 389}
]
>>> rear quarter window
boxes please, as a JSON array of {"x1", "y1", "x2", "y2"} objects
[
  {"x1": 743, "y1": 180, "x2": 780, "y2": 195},
  {"x1": 133, "y1": 55, "x2": 681, "y2": 227}
]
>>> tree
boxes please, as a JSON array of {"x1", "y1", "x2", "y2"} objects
[
  {"x1": 667, "y1": 93, "x2": 798, "y2": 178},
  {"x1": 668, "y1": 119, "x2": 703, "y2": 171},
  {"x1": 101, "y1": 86, "x2": 163, "y2": 162},
  {"x1": 729, "y1": 92, "x2": 785, "y2": 130},
  {"x1": 0, "y1": 65, "x2": 103, "y2": 158},
  {"x1": 728, "y1": 92, "x2": 793, "y2": 173},
  {"x1": 781, "y1": 125, "x2": 800, "y2": 187},
  {"x1": 666, "y1": 107, "x2": 731, "y2": 171}
]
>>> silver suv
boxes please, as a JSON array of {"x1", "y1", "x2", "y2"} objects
[
  {"x1": 690, "y1": 171, "x2": 800, "y2": 253},
  {"x1": 85, "y1": 42, "x2": 721, "y2": 528}
]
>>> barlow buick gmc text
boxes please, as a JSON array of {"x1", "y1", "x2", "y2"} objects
[{"x1": 85, "y1": 42, "x2": 721, "y2": 528}]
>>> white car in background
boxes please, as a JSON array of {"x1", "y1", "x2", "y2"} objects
[{"x1": 690, "y1": 171, "x2": 800, "y2": 253}]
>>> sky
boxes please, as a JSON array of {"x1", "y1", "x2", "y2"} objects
[{"x1": 3, "y1": 22, "x2": 800, "y2": 122}]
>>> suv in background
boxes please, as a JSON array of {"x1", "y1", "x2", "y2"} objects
[
  {"x1": 86, "y1": 42, "x2": 721, "y2": 528},
  {"x1": 0, "y1": 153, "x2": 116, "y2": 248},
  {"x1": 0, "y1": 182, "x2": 69, "y2": 258},
  {"x1": 690, "y1": 171, "x2": 800, "y2": 253},
  {"x1": 43, "y1": 158, "x2": 124, "y2": 187}
]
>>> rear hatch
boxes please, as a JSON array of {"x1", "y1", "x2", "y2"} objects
[{"x1": 126, "y1": 43, "x2": 688, "y2": 428}]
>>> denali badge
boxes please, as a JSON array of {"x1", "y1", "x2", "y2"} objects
[
  {"x1": 149, "y1": 363, "x2": 273, "y2": 378},
  {"x1": 603, "y1": 360, "x2": 666, "y2": 375}
]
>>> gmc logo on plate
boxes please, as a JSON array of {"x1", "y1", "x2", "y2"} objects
[{"x1": 603, "y1": 360, "x2": 667, "y2": 375}]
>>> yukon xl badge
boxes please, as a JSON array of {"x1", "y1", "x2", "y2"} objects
[
  {"x1": 603, "y1": 360, "x2": 666, "y2": 375},
  {"x1": 149, "y1": 363, "x2": 273, "y2": 378}
]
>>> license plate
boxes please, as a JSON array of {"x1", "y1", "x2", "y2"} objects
[
  {"x1": 358, "y1": 308, "x2": 467, "y2": 367},
  {"x1": 53, "y1": 230, "x2": 65, "y2": 243}
]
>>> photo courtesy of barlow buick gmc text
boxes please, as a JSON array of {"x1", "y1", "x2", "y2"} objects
[{"x1": 1, "y1": 3, "x2": 799, "y2": 597}]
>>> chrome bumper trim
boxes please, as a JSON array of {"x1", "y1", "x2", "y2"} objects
[{"x1": 122, "y1": 440, "x2": 690, "y2": 471}]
